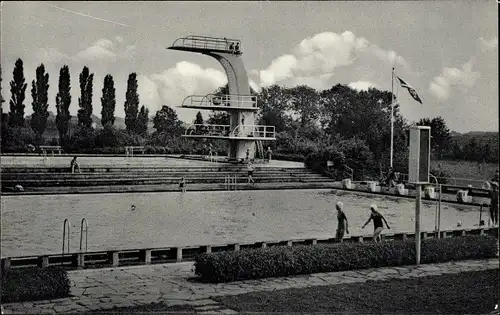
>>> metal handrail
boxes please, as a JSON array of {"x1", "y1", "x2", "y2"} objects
[
  {"x1": 397, "y1": 173, "x2": 488, "y2": 187},
  {"x1": 344, "y1": 165, "x2": 354, "y2": 181},
  {"x1": 170, "y1": 35, "x2": 241, "y2": 52},
  {"x1": 181, "y1": 94, "x2": 258, "y2": 108},
  {"x1": 80, "y1": 218, "x2": 88, "y2": 253},
  {"x1": 230, "y1": 125, "x2": 276, "y2": 139},
  {"x1": 185, "y1": 124, "x2": 232, "y2": 137},
  {"x1": 429, "y1": 174, "x2": 441, "y2": 238},
  {"x1": 224, "y1": 175, "x2": 237, "y2": 191},
  {"x1": 62, "y1": 219, "x2": 70, "y2": 256}
]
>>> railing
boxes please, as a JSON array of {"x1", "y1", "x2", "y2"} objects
[
  {"x1": 125, "y1": 146, "x2": 145, "y2": 157},
  {"x1": 395, "y1": 173, "x2": 487, "y2": 188},
  {"x1": 80, "y1": 218, "x2": 88, "y2": 253},
  {"x1": 2, "y1": 227, "x2": 497, "y2": 270},
  {"x1": 184, "y1": 124, "x2": 276, "y2": 139},
  {"x1": 225, "y1": 175, "x2": 237, "y2": 190},
  {"x1": 230, "y1": 125, "x2": 276, "y2": 139},
  {"x1": 185, "y1": 124, "x2": 232, "y2": 137},
  {"x1": 169, "y1": 35, "x2": 241, "y2": 54},
  {"x1": 40, "y1": 145, "x2": 63, "y2": 157},
  {"x1": 344, "y1": 165, "x2": 354, "y2": 181},
  {"x1": 182, "y1": 94, "x2": 258, "y2": 109},
  {"x1": 62, "y1": 219, "x2": 70, "y2": 257},
  {"x1": 79, "y1": 218, "x2": 88, "y2": 267}
]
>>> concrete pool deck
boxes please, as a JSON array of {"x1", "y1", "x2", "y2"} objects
[{"x1": 1, "y1": 258, "x2": 498, "y2": 314}]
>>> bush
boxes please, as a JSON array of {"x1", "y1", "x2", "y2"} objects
[
  {"x1": 194, "y1": 235, "x2": 497, "y2": 283},
  {"x1": 1, "y1": 267, "x2": 71, "y2": 303},
  {"x1": 430, "y1": 167, "x2": 450, "y2": 184},
  {"x1": 305, "y1": 137, "x2": 374, "y2": 181},
  {"x1": 273, "y1": 153, "x2": 305, "y2": 162}
]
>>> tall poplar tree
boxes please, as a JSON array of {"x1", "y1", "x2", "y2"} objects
[
  {"x1": 55, "y1": 65, "x2": 71, "y2": 145},
  {"x1": 9, "y1": 58, "x2": 27, "y2": 127},
  {"x1": 30, "y1": 64, "x2": 50, "y2": 143},
  {"x1": 124, "y1": 73, "x2": 139, "y2": 132},
  {"x1": 101, "y1": 74, "x2": 116, "y2": 126}
]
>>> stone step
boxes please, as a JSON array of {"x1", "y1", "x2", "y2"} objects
[
  {"x1": 2, "y1": 181, "x2": 339, "y2": 195},
  {"x1": 1, "y1": 166, "x2": 310, "y2": 173},
  {"x1": 2, "y1": 176, "x2": 331, "y2": 187},
  {"x1": 1, "y1": 171, "x2": 320, "y2": 179}
]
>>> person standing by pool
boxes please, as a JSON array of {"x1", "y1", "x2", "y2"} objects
[
  {"x1": 266, "y1": 147, "x2": 272, "y2": 163},
  {"x1": 490, "y1": 181, "x2": 499, "y2": 226},
  {"x1": 247, "y1": 162, "x2": 255, "y2": 184},
  {"x1": 492, "y1": 170, "x2": 499, "y2": 184},
  {"x1": 335, "y1": 201, "x2": 349, "y2": 243},
  {"x1": 70, "y1": 156, "x2": 81, "y2": 174},
  {"x1": 179, "y1": 177, "x2": 186, "y2": 193},
  {"x1": 362, "y1": 204, "x2": 390, "y2": 242}
]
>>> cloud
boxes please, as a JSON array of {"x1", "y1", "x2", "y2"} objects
[
  {"x1": 137, "y1": 74, "x2": 162, "y2": 110},
  {"x1": 35, "y1": 48, "x2": 71, "y2": 63},
  {"x1": 479, "y1": 36, "x2": 498, "y2": 51},
  {"x1": 146, "y1": 61, "x2": 227, "y2": 113},
  {"x1": 428, "y1": 57, "x2": 480, "y2": 100},
  {"x1": 37, "y1": 37, "x2": 137, "y2": 64},
  {"x1": 249, "y1": 79, "x2": 260, "y2": 93},
  {"x1": 258, "y1": 31, "x2": 409, "y2": 88},
  {"x1": 75, "y1": 38, "x2": 116, "y2": 61},
  {"x1": 348, "y1": 80, "x2": 380, "y2": 91}
]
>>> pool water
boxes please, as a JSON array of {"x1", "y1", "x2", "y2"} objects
[{"x1": 0, "y1": 189, "x2": 484, "y2": 257}]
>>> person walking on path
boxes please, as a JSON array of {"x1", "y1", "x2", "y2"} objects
[
  {"x1": 335, "y1": 201, "x2": 349, "y2": 243},
  {"x1": 362, "y1": 204, "x2": 390, "y2": 242}
]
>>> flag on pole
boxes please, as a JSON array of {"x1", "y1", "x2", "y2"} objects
[{"x1": 397, "y1": 76, "x2": 422, "y2": 104}]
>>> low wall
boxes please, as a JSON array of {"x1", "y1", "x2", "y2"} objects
[{"x1": 2, "y1": 227, "x2": 497, "y2": 271}]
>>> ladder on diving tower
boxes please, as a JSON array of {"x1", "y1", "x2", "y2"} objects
[{"x1": 256, "y1": 140, "x2": 265, "y2": 160}]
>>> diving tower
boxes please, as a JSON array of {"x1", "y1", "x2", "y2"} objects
[{"x1": 168, "y1": 35, "x2": 276, "y2": 161}]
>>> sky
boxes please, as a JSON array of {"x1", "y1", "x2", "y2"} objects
[{"x1": 1, "y1": 1, "x2": 498, "y2": 133}]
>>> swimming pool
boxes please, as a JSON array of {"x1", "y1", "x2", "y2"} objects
[{"x1": 0, "y1": 189, "x2": 485, "y2": 257}]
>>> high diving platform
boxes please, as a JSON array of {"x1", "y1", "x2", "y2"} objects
[
  {"x1": 168, "y1": 35, "x2": 275, "y2": 161},
  {"x1": 168, "y1": 35, "x2": 242, "y2": 55},
  {"x1": 181, "y1": 94, "x2": 258, "y2": 111}
]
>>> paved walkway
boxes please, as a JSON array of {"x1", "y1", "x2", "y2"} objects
[{"x1": 2, "y1": 259, "x2": 498, "y2": 314}]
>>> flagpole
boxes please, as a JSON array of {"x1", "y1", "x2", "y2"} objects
[{"x1": 390, "y1": 67, "x2": 395, "y2": 169}]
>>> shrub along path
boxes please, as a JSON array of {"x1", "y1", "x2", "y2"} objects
[{"x1": 1, "y1": 258, "x2": 498, "y2": 314}]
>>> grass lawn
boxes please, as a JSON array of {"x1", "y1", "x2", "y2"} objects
[
  {"x1": 214, "y1": 269, "x2": 499, "y2": 314},
  {"x1": 434, "y1": 160, "x2": 498, "y2": 181}
]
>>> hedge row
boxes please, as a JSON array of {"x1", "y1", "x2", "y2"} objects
[
  {"x1": 1, "y1": 267, "x2": 71, "y2": 303},
  {"x1": 272, "y1": 153, "x2": 305, "y2": 163},
  {"x1": 194, "y1": 235, "x2": 498, "y2": 283}
]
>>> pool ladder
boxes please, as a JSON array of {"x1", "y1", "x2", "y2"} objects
[
  {"x1": 62, "y1": 218, "x2": 88, "y2": 259},
  {"x1": 225, "y1": 175, "x2": 237, "y2": 191}
]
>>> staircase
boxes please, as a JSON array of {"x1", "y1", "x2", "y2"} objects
[{"x1": 1, "y1": 165, "x2": 337, "y2": 194}]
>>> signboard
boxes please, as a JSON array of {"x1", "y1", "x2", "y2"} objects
[{"x1": 408, "y1": 126, "x2": 431, "y2": 184}]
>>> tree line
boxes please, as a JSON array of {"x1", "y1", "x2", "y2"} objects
[
  {"x1": 1, "y1": 58, "x2": 497, "y2": 178},
  {"x1": 1, "y1": 59, "x2": 188, "y2": 153}
]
